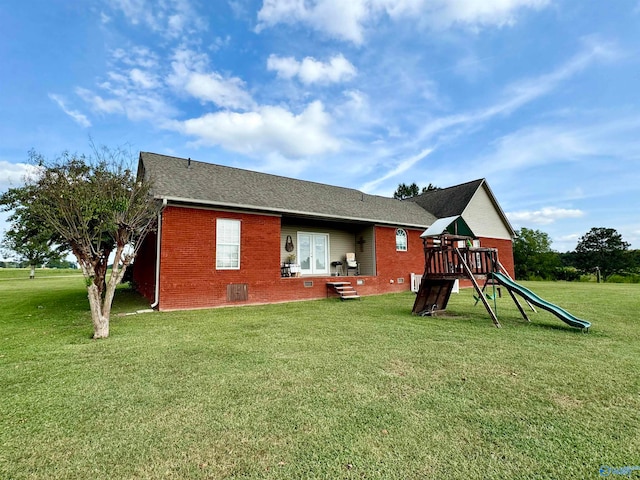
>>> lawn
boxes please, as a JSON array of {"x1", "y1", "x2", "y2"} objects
[
  {"x1": 1, "y1": 275, "x2": 639, "y2": 479},
  {"x1": 0, "y1": 268, "x2": 82, "y2": 280}
]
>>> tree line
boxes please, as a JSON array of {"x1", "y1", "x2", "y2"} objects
[{"x1": 514, "y1": 227, "x2": 640, "y2": 282}]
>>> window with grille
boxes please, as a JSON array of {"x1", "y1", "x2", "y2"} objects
[
  {"x1": 216, "y1": 219, "x2": 240, "y2": 269},
  {"x1": 396, "y1": 228, "x2": 407, "y2": 251}
]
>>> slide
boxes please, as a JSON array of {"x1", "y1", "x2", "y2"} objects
[{"x1": 491, "y1": 272, "x2": 591, "y2": 330}]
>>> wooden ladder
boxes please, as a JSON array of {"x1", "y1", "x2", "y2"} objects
[{"x1": 326, "y1": 281, "x2": 361, "y2": 300}]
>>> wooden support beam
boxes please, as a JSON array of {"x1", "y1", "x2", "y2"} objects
[
  {"x1": 455, "y1": 248, "x2": 501, "y2": 328},
  {"x1": 506, "y1": 286, "x2": 530, "y2": 322},
  {"x1": 496, "y1": 260, "x2": 536, "y2": 312}
]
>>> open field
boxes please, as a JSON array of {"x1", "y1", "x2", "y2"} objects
[
  {"x1": 0, "y1": 268, "x2": 82, "y2": 280},
  {"x1": 1, "y1": 277, "x2": 639, "y2": 479}
]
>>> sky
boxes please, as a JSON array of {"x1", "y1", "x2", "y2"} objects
[{"x1": 1, "y1": 0, "x2": 639, "y2": 254}]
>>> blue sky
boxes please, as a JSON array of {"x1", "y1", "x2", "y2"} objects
[{"x1": 1, "y1": 0, "x2": 639, "y2": 252}]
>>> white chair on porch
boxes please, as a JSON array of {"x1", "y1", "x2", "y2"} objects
[{"x1": 345, "y1": 252, "x2": 359, "y2": 276}]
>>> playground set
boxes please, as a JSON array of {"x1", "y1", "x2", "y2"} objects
[{"x1": 412, "y1": 218, "x2": 591, "y2": 331}]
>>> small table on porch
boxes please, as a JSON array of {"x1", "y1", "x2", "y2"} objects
[{"x1": 331, "y1": 261, "x2": 343, "y2": 276}]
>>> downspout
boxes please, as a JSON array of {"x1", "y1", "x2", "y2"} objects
[{"x1": 151, "y1": 198, "x2": 167, "y2": 309}]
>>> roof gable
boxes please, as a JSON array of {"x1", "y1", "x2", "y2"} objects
[
  {"x1": 408, "y1": 179, "x2": 515, "y2": 238},
  {"x1": 407, "y1": 179, "x2": 484, "y2": 218}
]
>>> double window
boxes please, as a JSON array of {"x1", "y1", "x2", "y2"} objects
[{"x1": 216, "y1": 219, "x2": 240, "y2": 269}]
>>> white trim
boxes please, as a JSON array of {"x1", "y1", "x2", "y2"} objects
[
  {"x1": 216, "y1": 218, "x2": 241, "y2": 270},
  {"x1": 297, "y1": 231, "x2": 330, "y2": 275},
  {"x1": 163, "y1": 202, "x2": 282, "y2": 218},
  {"x1": 395, "y1": 228, "x2": 408, "y2": 251},
  {"x1": 151, "y1": 198, "x2": 167, "y2": 309}
]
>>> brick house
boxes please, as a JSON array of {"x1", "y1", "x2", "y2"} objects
[{"x1": 133, "y1": 152, "x2": 516, "y2": 311}]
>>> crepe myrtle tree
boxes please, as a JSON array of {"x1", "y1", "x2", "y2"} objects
[{"x1": 8, "y1": 147, "x2": 159, "y2": 338}]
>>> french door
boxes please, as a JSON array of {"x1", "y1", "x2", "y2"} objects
[{"x1": 298, "y1": 233, "x2": 329, "y2": 275}]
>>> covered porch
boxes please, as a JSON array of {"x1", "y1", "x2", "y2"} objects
[{"x1": 279, "y1": 217, "x2": 375, "y2": 278}]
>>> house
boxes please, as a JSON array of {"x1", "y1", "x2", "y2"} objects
[{"x1": 133, "y1": 152, "x2": 515, "y2": 311}]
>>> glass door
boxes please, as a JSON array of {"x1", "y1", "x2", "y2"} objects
[{"x1": 298, "y1": 233, "x2": 329, "y2": 275}]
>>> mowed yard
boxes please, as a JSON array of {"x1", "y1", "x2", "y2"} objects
[{"x1": 1, "y1": 271, "x2": 639, "y2": 479}]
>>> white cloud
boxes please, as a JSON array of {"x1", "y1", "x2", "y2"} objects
[
  {"x1": 184, "y1": 72, "x2": 254, "y2": 109},
  {"x1": 75, "y1": 44, "x2": 179, "y2": 121},
  {"x1": 76, "y1": 86, "x2": 173, "y2": 121},
  {"x1": 267, "y1": 55, "x2": 300, "y2": 79},
  {"x1": 108, "y1": 0, "x2": 205, "y2": 38},
  {"x1": 257, "y1": 0, "x2": 370, "y2": 44},
  {"x1": 76, "y1": 87, "x2": 125, "y2": 115},
  {"x1": 337, "y1": 89, "x2": 369, "y2": 117},
  {"x1": 396, "y1": 0, "x2": 551, "y2": 29},
  {"x1": 48, "y1": 94, "x2": 92, "y2": 127},
  {"x1": 0, "y1": 161, "x2": 37, "y2": 192},
  {"x1": 551, "y1": 232, "x2": 583, "y2": 252},
  {"x1": 129, "y1": 68, "x2": 159, "y2": 89},
  {"x1": 507, "y1": 207, "x2": 584, "y2": 225},
  {"x1": 168, "y1": 47, "x2": 254, "y2": 110},
  {"x1": 173, "y1": 101, "x2": 340, "y2": 158},
  {"x1": 256, "y1": 0, "x2": 550, "y2": 44},
  {"x1": 267, "y1": 54, "x2": 357, "y2": 84},
  {"x1": 360, "y1": 147, "x2": 433, "y2": 192},
  {"x1": 111, "y1": 46, "x2": 158, "y2": 69}
]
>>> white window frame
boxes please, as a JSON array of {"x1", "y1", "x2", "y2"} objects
[
  {"x1": 396, "y1": 228, "x2": 408, "y2": 252},
  {"x1": 216, "y1": 219, "x2": 241, "y2": 270}
]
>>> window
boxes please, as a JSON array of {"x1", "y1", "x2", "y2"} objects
[
  {"x1": 216, "y1": 219, "x2": 240, "y2": 269},
  {"x1": 396, "y1": 228, "x2": 407, "y2": 251}
]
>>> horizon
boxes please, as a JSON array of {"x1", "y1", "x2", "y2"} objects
[{"x1": 1, "y1": 1, "x2": 639, "y2": 253}]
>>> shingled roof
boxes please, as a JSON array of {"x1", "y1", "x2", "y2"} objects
[
  {"x1": 139, "y1": 152, "x2": 437, "y2": 228},
  {"x1": 406, "y1": 179, "x2": 484, "y2": 218}
]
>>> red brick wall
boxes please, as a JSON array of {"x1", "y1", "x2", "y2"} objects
[
  {"x1": 148, "y1": 206, "x2": 430, "y2": 310},
  {"x1": 456, "y1": 236, "x2": 515, "y2": 288},
  {"x1": 373, "y1": 226, "x2": 426, "y2": 293},
  {"x1": 157, "y1": 206, "x2": 283, "y2": 310},
  {"x1": 479, "y1": 237, "x2": 515, "y2": 278}
]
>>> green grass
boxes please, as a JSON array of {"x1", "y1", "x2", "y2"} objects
[
  {"x1": 1, "y1": 278, "x2": 639, "y2": 479},
  {"x1": 0, "y1": 268, "x2": 82, "y2": 280}
]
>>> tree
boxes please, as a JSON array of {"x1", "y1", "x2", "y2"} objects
[
  {"x1": 513, "y1": 227, "x2": 561, "y2": 280},
  {"x1": 393, "y1": 182, "x2": 439, "y2": 199},
  {"x1": 574, "y1": 227, "x2": 630, "y2": 281},
  {"x1": 626, "y1": 249, "x2": 640, "y2": 274},
  {"x1": 3, "y1": 147, "x2": 159, "y2": 338},
  {"x1": 1, "y1": 186, "x2": 67, "y2": 278}
]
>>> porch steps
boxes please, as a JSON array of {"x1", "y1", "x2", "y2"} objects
[{"x1": 326, "y1": 281, "x2": 361, "y2": 300}]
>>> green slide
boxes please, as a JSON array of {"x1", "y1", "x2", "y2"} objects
[{"x1": 491, "y1": 272, "x2": 591, "y2": 330}]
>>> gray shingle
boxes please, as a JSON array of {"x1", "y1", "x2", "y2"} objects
[
  {"x1": 140, "y1": 152, "x2": 438, "y2": 228},
  {"x1": 407, "y1": 179, "x2": 484, "y2": 217}
]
